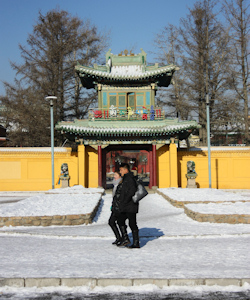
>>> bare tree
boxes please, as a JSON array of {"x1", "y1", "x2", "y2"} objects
[
  {"x1": 222, "y1": 0, "x2": 250, "y2": 144},
  {"x1": 179, "y1": 0, "x2": 232, "y2": 145},
  {"x1": 154, "y1": 25, "x2": 192, "y2": 120},
  {"x1": 2, "y1": 8, "x2": 108, "y2": 146},
  {"x1": 0, "y1": 81, "x2": 50, "y2": 146}
]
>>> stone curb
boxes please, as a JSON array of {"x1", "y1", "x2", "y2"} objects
[
  {"x1": 184, "y1": 205, "x2": 250, "y2": 224},
  {"x1": 157, "y1": 190, "x2": 250, "y2": 224},
  {"x1": 0, "y1": 193, "x2": 103, "y2": 228},
  {"x1": 0, "y1": 278, "x2": 249, "y2": 288}
]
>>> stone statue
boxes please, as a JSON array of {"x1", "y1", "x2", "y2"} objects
[
  {"x1": 186, "y1": 161, "x2": 197, "y2": 188},
  {"x1": 109, "y1": 105, "x2": 117, "y2": 117},
  {"x1": 58, "y1": 163, "x2": 70, "y2": 188}
]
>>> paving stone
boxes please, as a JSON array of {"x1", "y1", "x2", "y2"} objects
[
  {"x1": 61, "y1": 278, "x2": 96, "y2": 288},
  {"x1": 97, "y1": 278, "x2": 132, "y2": 287},
  {"x1": 169, "y1": 278, "x2": 204, "y2": 286},
  {"x1": 25, "y1": 278, "x2": 60, "y2": 287},
  {"x1": 241, "y1": 278, "x2": 250, "y2": 286},
  {"x1": 205, "y1": 278, "x2": 241, "y2": 286},
  {"x1": 0, "y1": 278, "x2": 24, "y2": 287},
  {"x1": 133, "y1": 278, "x2": 169, "y2": 288}
]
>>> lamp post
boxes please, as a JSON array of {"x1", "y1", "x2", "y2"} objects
[
  {"x1": 206, "y1": 94, "x2": 212, "y2": 188},
  {"x1": 45, "y1": 96, "x2": 57, "y2": 189}
]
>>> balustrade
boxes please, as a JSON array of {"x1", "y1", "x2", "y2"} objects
[{"x1": 88, "y1": 106, "x2": 164, "y2": 121}]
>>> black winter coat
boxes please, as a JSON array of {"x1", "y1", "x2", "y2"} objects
[
  {"x1": 111, "y1": 180, "x2": 123, "y2": 214},
  {"x1": 118, "y1": 172, "x2": 138, "y2": 214}
]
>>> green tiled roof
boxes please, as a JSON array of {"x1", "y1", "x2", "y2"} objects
[
  {"x1": 56, "y1": 119, "x2": 200, "y2": 137},
  {"x1": 75, "y1": 64, "x2": 176, "y2": 89}
]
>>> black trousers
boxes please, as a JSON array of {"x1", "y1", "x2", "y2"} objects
[
  {"x1": 108, "y1": 211, "x2": 119, "y2": 228},
  {"x1": 117, "y1": 212, "x2": 138, "y2": 231}
]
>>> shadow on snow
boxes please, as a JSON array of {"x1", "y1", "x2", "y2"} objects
[{"x1": 128, "y1": 227, "x2": 164, "y2": 248}]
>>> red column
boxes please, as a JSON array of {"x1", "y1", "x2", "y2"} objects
[
  {"x1": 149, "y1": 150, "x2": 153, "y2": 189},
  {"x1": 98, "y1": 145, "x2": 102, "y2": 187},
  {"x1": 152, "y1": 144, "x2": 157, "y2": 187}
]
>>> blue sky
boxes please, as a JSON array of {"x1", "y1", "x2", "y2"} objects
[{"x1": 0, "y1": 0, "x2": 199, "y2": 95}]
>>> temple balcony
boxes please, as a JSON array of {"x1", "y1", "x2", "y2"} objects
[{"x1": 88, "y1": 106, "x2": 165, "y2": 121}]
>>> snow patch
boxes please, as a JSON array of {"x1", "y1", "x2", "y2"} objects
[
  {"x1": 47, "y1": 185, "x2": 104, "y2": 194},
  {"x1": 0, "y1": 186, "x2": 102, "y2": 217},
  {"x1": 186, "y1": 202, "x2": 250, "y2": 215},
  {"x1": 158, "y1": 188, "x2": 249, "y2": 203}
]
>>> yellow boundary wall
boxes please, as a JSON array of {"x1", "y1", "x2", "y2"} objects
[
  {"x1": 0, "y1": 148, "x2": 78, "y2": 191},
  {"x1": 0, "y1": 146, "x2": 99, "y2": 191},
  {"x1": 0, "y1": 146, "x2": 250, "y2": 191},
  {"x1": 177, "y1": 147, "x2": 250, "y2": 189}
]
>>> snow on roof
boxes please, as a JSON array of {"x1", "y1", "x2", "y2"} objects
[
  {"x1": 110, "y1": 65, "x2": 143, "y2": 76},
  {"x1": 77, "y1": 65, "x2": 175, "y2": 79},
  {"x1": 58, "y1": 122, "x2": 196, "y2": 135}
]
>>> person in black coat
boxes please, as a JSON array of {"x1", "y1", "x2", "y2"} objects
[
  {"x1": 117, "y1": 163, "x2": 140, "y2": 248},
  {"x1": 108, "y1": 171, "x2": 123, "y2": 245}
]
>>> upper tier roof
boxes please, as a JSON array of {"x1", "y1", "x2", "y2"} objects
[{"x1": 75, "y1": 49, "x2": 178, "y2": 89}]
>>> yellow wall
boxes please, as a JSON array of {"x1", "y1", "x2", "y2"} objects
[
  {"x1": 0, "y1": 148, "x2": 78, "y2": 191},
  {"x1": 178, "y1": 148, "x2": 250, "y2": 189},
  {"x1": 1, "y1": 146, "x2": 250, "y2": 191},
  {"x1": 157, "y1": 145, "x2": 170, "y2": 188},
  {"x1": 85, "y1": 146, "x2": 98, "y2": 188},
  {"x1": 157, "y1": 143, "x2": 178, "y2": 188}
]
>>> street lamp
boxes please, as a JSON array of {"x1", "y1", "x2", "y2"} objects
[
  {"x1": 45, "y1": 96, "x2": 57, "y2": 189},
  {"x1": 206, "y1": 94, "x2": 212, "y2": 188}
]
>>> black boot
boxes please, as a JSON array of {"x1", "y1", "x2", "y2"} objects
[
  {"x1": 110, "y1": 225, "x2": 122, "y2": 245},
  {"x1": 128, "y1": 230, "x2": 140, "y2": 248},
  {"x1": 117, "y1": 225, "x2": 130, "y2": 247}
]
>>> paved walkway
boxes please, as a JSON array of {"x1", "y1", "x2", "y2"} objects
[{"x1": 0, "y1": 191, "x2": 250, "y2": 288}]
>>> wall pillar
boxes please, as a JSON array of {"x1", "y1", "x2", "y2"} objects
[
  {"x1": 78, "y1": 144, "x2": 85, "y2": 187},
  {"x1": 169, "y1": 140, "x2": 178, "y2": 187},
  {"x1": 152, "y1": 144, "x2": 158, "y2": 189},
  {"x1": 98, "y1": 145, "x2": 102, "y2": 187},
  {"x1": 149, "y1": 150, "x2": 153, "y2": 189}
]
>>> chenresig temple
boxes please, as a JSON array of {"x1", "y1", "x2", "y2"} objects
[{"x1": 56, "y1": 49, "x2": 200, "y2": 189}]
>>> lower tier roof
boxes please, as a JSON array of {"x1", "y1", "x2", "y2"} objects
[{"x1": 56, "y1": 119, "x2": 200, "y2": 139}]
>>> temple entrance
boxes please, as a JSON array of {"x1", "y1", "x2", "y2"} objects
[{"x1": 103, "y1": 145, "x2": 151, "y2": 189}]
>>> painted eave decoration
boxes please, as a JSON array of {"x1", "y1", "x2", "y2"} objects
[{"x1": 56, "y1": 119, "x2": 200, "y2": 137}]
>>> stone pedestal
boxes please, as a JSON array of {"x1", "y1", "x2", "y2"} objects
[
  {"x1": 186, "y1": 178, "x2": 197, "y2": 188},
  {"x1": 61, "y1": 178, "x2": 70, "y2": 188},
  {"x1": 151, "y1": 185, "x2": 158, "y2": 191}
]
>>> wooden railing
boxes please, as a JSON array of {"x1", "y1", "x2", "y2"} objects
[{"x1": 88, "y1": 106, "x2": 165, "y2": 121}]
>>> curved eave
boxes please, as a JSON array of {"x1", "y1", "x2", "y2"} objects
[
  {"x1": 75, "y1": 65, "x2": 176, "y2": 89},
  {"x1": 56, "y1": 123, "x2": 199, "y2": 137}
]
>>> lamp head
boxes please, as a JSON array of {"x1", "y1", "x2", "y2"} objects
[{"x1": 45, "y1": 96, "x2": 57, "y2": 106}]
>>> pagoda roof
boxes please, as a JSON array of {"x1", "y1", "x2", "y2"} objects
[
  {"x1": 75, "y1": 49, "x2": 177, "y2": 89},
  {"x1": 56, "y1": 119, "x2": 199, "y2": 138}
]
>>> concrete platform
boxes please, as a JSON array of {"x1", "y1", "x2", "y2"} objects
[{"x1": 0, "y1": 277, "x2": 249, "y2": 288}]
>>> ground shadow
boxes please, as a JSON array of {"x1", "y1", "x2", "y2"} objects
[
  {"x1": 128, "y1": 227, "x2": 164, "y2": 248},
  {"x1": 92, "y1": 198, "x2": 104, "y2": 223}
]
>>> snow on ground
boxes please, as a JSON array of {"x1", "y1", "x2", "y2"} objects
[
  {"x1": 186, "y1": 202, "x2": 250, "y2": 215},
  {"x1": 0, "y1": 193, "x2": 101, "y2": 217},
  {"x1": 1, "y1": 192, "x2": 250, "y2": 237},
  {"x1": 0, "y1": 188, "x2": 249, "y2": 281},
  {"x1": 1, "y1": 282, "x2": 250, "y2": 298},
  {"x1": 0, "y1": 188, "x2": 250, "y2": 296},
  {"x1": 158, "y1": 188, "x2": 250, "y2": 203},
  {"x1": 47, "y1": 185, "x2": 104, "y2": 194}
]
